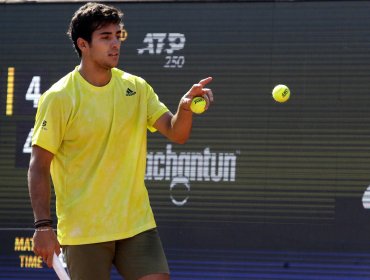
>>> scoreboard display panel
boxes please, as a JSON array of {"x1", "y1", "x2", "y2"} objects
[{"x1": 1, "y1": 1, "x2": 370, "y2": 279}]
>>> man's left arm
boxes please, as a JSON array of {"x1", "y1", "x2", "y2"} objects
[{"x1": 154, "y1": 77, "x2": 213, "y2": 144}]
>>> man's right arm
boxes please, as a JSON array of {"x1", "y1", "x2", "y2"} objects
[
  {"x1": 28, "y1": 145, "x2": 54, "y2": 221},
  {"x1": 28, "y1": 145, "x2": 60, "y2": 267}
]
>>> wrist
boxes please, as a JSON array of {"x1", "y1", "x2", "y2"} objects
[
  {"x1": 180, "y1": 107, "x2": 192, "y2": 113},
  {"x1": 35, "y1": 226, "x2": 53, "y2": 232},
  {"x1": 34, "y1": 219, "x2": 53, "y2": 229}
]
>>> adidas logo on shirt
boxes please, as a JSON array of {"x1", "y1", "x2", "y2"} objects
[{"x1": 126, "y1": 88, "x2": 136, "y2": 96}]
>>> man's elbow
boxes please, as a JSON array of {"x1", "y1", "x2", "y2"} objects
[
  {"x1": 171, "y1": 135, "x2": 189, "y2": 145},
  {"x1": 175, "y1": 139, "x2": 188, "y2": 145}
]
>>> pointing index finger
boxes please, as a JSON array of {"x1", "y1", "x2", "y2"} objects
[{"x1": 198, "y1": 77, "x2": 213, "y2": 87}]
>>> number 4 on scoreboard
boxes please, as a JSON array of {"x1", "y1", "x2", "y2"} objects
[
  {"x1": 25, "y1": 76, "x2": 41, "y2": 108},
  {"x1": 23, "y1": 128, "x2": 33, "y2": 154},
  {"x1": 23, "y1": 76, "x2": 41, "y2": 154}
]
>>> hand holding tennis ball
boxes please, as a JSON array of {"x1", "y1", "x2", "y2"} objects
[
  {"x1": 183, "y1": 77, "x2": 213, "y2": 114},
  {"x1": 272, "y1": 84, "x2": 290, "y2": 103},
  {"x1": 190, "y1": 96, "x2": 207, "y2": 114}
]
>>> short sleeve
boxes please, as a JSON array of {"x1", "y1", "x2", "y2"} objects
[
  {"x1": 32, "y1": 91, "x2": 70, "y2": 154},
  {"x1": 145, "y1": 83, "x2": 169, "y2": 132}
]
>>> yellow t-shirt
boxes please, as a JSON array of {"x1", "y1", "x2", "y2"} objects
[{"x1": 32, "y1": 67, "x2": 169, "y2": 245}]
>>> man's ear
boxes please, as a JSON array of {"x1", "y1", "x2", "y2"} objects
[{"x1": 77, "y1": 38, "x2": 89, "y2": 54}]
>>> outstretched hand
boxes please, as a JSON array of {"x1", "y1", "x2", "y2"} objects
[{"x1": 180, "y1": 77, "x2": 214, "y2": 112}]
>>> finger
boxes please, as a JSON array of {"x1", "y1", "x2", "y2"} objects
[
  {"x1": 47, "y1": 258, "x2": 53, "y2": 268},
  {"x1": 55, "y1": 241, "x2": 61, "y2": 256},
  {"x1": 188, "y1": 84, "x2": 204, "y2": 97},
  {"x1": 55, "y1": 246, "x2": 61, "y2": 256},
  {"x1": 202, "y1": 88, "x2": 214, "y2": 103},
  {"x1": 45, "y1": 253, "x2": 53, "y2": 268},
  {"x1": 187, "y1": 77, "x2": 213, "y2": 98},
  {"x1": 45, "y1": 258, "x2": 52, "y2": 268},
  {"x1": 202, "y1": 94, "x2": 210, "y2": 110},
  {"x1": 198, "y1": 77, "x2": 213, "y2": 87}
]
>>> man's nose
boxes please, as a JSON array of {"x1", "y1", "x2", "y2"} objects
[{"x1": 112, "y1": 38, "x2": 121, "y2": 49}]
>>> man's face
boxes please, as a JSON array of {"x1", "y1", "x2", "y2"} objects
[{"x1": 85, "y1": 23, "x2": 122, "y2": 69}]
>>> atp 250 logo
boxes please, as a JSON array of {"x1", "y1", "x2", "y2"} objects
[{"x1": 138, "y1": 33, "x2": 186, "y2": 68}]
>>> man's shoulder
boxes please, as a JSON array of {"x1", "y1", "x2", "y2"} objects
[
  {"x1": 112, "y1": 68, "x2": 147, "y2": 86},
  {"x1": 42, "y1": 71, "x2": 75, "y2": 101}
]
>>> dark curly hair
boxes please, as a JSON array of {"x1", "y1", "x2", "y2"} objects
[{"x1": 67, "y1": 2, "x2": 123, "y2": 57}]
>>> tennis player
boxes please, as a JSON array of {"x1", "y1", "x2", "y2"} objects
[{"x1": 28, "y1": 2, "x2": 213, "y2": 280}]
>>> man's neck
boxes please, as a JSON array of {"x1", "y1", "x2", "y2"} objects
[{"x1": 78, "y1": 61, "x2": 112, "y2": 87}]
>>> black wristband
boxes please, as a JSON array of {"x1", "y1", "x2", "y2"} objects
[{"x1": 34, "y1": 219, "x2": 52, "y2": 228}]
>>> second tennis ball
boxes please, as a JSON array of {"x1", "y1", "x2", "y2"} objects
[
  {"x1": 190, "y1": 96, "x2": 206, "y2": 114},
  {"x1": 272, "y1": 84, "x2": 290, "y2": 103}
]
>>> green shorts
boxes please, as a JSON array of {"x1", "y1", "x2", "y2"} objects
[{"x1": 63, "y1": 228, "x2": 169, "y2": 280}]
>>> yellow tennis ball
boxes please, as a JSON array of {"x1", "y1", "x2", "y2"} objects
[
  {"x1": 272, "y1": 84, "x2": 290, "y2": 103},
  {"x1": 190, "y1": 96, "x2": 206, "y2": 114}
]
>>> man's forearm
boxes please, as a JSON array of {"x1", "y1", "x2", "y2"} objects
[
  {"x1": 155, "y1": 76, "x2": 213, "y2": 144},
  {"x1": 170, "y1": 107, "x2": 193, "y2": 144},
  {"x1": 28, "y1": 161, "x2": 52, "y2": 221}
]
